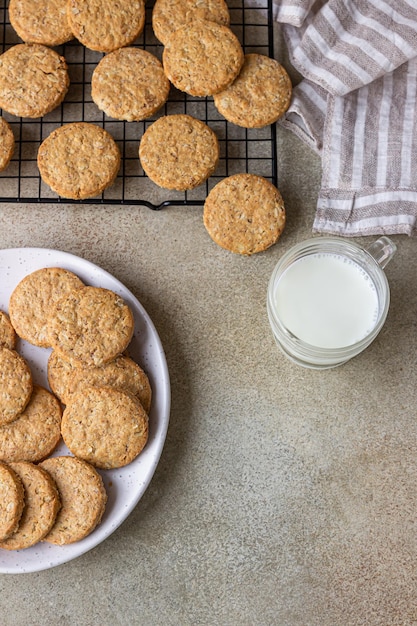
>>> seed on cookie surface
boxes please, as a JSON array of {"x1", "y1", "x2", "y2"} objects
[
  {"x1": 203, "y1": 173, "x2": 286, "y2": 256},
  {"x1": 0, "y1": 44, "x2": 69, "y2": 118},
  {"x1": 0, "y1": 347, "x2": 33, "y2": 426}
]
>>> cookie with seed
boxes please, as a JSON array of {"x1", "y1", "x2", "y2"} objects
[
  {"x1": 40, "y1": 456, "x2": 107, "y2": 545},
  {"x1": 0, "y1": 461, "x2": 25, "y2": 542},
  {"x1": 0, "y1": 311, "x2": 16, "y2": 350},
  {"x1": 213, "y1": 54, "x2": 293, "y2": 128},
  {"x1": 61, "y1": 386, "x2": 149, "y2": 469},
  {"x1": 203, "y1": 173, "x2": 286, "y2": 255},
  {"x1": 0, "y1": 118, "x2": 14, "y2": 172},
  {"x1": 0, "y1": 347, "x2": 33, "y2": 426},
  {"x1": 0, "y1": 461, "x2": 60, "y2": 550},
  {"x1": 9, "y1": 267, "x2": 84, "y2": 348},
  {"x1": 91, "y1": 47, "x2": 170, "y2": 122},
  {"x1": 66, "y1": 355, "x2": 152, "y2": 412},
  {"x1": 152, "y1": 0, "x2": 230, "y2": 45},
  {"x1": 162, "y1": 20, "x2": 244, "y2": 96},
  {"x1": 37, "y1": 122, "x2": 121, "y2": 200},
  {"x1": 47, "y1": 286, "x2": 134, "y2": 367},
  {"x1": 68, "y1": 0, "x2": 145, "y2": 53},
  {"x1": 47, "y1": 350, "x2": 78, "y2": 404},
  {"x1": 0, "y1": 385, "x2": 62, "y2": 463},
  {"x1": 9, "y1": 0, "x2": 73, "y2": 47},
  {"x1": 0, "y1": 44, "x2": 69, "y2": 118},
  {"x1": 139, "y1": 114, "x2": 219, "y2": 190}
]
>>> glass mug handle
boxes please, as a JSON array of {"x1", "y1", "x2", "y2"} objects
[{"x1": 366, "y1": 236, "x2": 397, "y2": 270}]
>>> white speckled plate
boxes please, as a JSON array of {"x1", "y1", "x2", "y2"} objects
[{"x1": 0, "y1": 248, "x2": 170, "y2": 574}]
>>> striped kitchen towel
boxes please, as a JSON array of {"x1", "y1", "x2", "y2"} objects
[{"x1": 275, "y1": 0, "x2": 417, "y2": 236}]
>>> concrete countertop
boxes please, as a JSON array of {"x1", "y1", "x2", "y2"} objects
[{"x1": 1, "y1": 21, "x2": 417, "y2": 626}]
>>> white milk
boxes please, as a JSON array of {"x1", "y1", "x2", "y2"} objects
[{"x1": 273, "y1": 253, "x2": 379, "y2": 349}]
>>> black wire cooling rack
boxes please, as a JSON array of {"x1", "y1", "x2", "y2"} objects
[{"x1": 0, "y1": 0, "x2": 277, "y2": 208}]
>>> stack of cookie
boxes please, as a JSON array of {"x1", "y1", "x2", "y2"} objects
[{"x1": 0, "y1": 266, "x2": 153, "y2": 549}]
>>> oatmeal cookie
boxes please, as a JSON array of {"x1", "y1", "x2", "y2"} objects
[
  {"x1": 203, "y1": 173, "x2": 286, "y2": 255},
  {"x1": 139, "y1": 114, "x2": 219, "y2": 190},
  {"x1": 0, "y1": 118, "x2": 14, "y2": 172},
  {"x1": 0, "y1": 461, "x2": 25, "y2": 542},
  {"x1": 47, "y1": 350, "x2": 77, "y2": 404},
  {"x1": 9, "y1": 0, "x2": 73, "y2": 47},
  {"x1": 37, "y1": 122, "x2": 121, "y2": 200},
  {"x1": 152, "y1": 0, "x2": 230, "y2": 45},
  {"x1": 9, "y1": 267, "x2": 84, "y2": 348},
  {"x1": 213, "y1": 54, "x2": 292, "y2": 128},
  {"x1": 0, "y1": 461, "x2": 61, "y2": 550},
  {"x1": 0, "y1": 347, "x2": 33, "y2": 426},
  {"x1": 0, "y1": 385, "x2": 62, "y2": 463},
  {"x1": 0, "y1": 311, "x2": 16, "y2": 350},
  {"x1": 162, "y1": 20, "x2": 244, "y2": 96},
  {"x1": 40, "y1": 456, "x2": 107, "y2": 545},
  {"x1": 68, "y1": 0, "x2": 145, "y2": 53},
  {"x1": 61, "y1": 386, "x2": 149, "y2": 469},
  {"x1": 0, "y1": 44, "x2": 69, "y2": 118},
  {"x1": 47, "y1": 286, "x2": 134, "y2": 367},
  {"x1": 66, "y1": 355, "x2": 152, "y2": 412},
  {"x1": 92, "y1": 47, "x2": 170, "y2": 122}
]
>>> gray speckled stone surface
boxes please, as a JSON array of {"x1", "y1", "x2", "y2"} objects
[{"x1": 1, "y1": 22, "x2": 417, "y2": 626}]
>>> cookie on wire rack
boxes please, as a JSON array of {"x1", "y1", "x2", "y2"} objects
[
  {"x1": 0, "y1": 44, "x2": 69, "y2": 118},
  {"x1": 213, "y1": 53, "x2": 293, "y2": 128},
  {"x1": 68, "y1": 0, "x2": 145, "y2": 53},
  {"x1": 162, "y1": 19, "x2": 244, "y2": 97},
  {"x1": 139, "y1": 114, "x2": 219, "y2": 190},
  {"x1": 0, "y1": 118, "x2": 14, "y2": 172},
  {"x1": 37, "y1": 122, "x2": 120, "y2": 200},
  {"x1": 152, "y1": 0, "x2": 230, "y2": 45},
  {"x1": 91, "y1": 48, "x2": 170, "y2": 122},
  {"x1": 9, "y1": 0, "x2": 73, "y2": 47}
]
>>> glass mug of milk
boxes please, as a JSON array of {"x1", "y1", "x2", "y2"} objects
[{"x1": 267, "y1": 236, "x2": 397, "y2": 369}]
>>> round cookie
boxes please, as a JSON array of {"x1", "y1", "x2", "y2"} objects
[
  {"x1": 9, "y1": 0, "x2": 73, "y2": 47},
  {"x1": 0, "y1": 385, "x2": 62, "y2": 463},
  {"x1": 61, "y1": 386, "x2": 149, "y2": 469},
  {"x1": 9, "y1": 267, "x2": 84, "y2": 348},
  {"x1": 162, "y1": 20, "x2": 244, "y2": 96},
  {"x1": 65, "y1": 355, "x2": 152, "y2": 412},
  {"x1": 0, "y1": 118, "x2": 14, "y2": 172},
  {"x1": 47, "y1": 286, "x2": 134, "y2": 367},
  {"x1": 47, "y1": 350, "x2": 78, "y2": 404},
  {"x1": 40, "y1": 456, "x2": 107, "y2": 545},
  {"x1": 152, "y1": 0, "x2": 230, "y2": 45},
  {"x1": 68, "y1": 0, "x2": 145, "y2": 53},
  {"x1": 213, "y1": 54, "x2": 293, "y2": 128},
  {"x1": 0, "y1": 461, "x2": 61, "y2": 550},
  {"x1": 0, "y1": 44, "x2": 69, "y2": 118},
  {"x1": 0, "y1": 347, "x2": 33, "y2": 426},
  {"x1": 91, "y1": 48, "x2": 170, "y2": 122},
  {"x1": 0, "y1": 461, "x2": 25, "y2": 542},
  {"x1": 0, "y1": 311, "x2": 16, "y2": 350},
  {"x1": 37, "y1": 122, "x2": 121, "y2": 200},
  {"x1": 203, "y1": 173, "x2": 286, "y2": 255},
  {"x1": 139, "y1": 114, "x2": 219, "y2": 190}
]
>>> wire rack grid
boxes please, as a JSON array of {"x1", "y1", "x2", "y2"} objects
[{"x1": 0, "y1": 0, "x2": 277, "y2": 208}]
